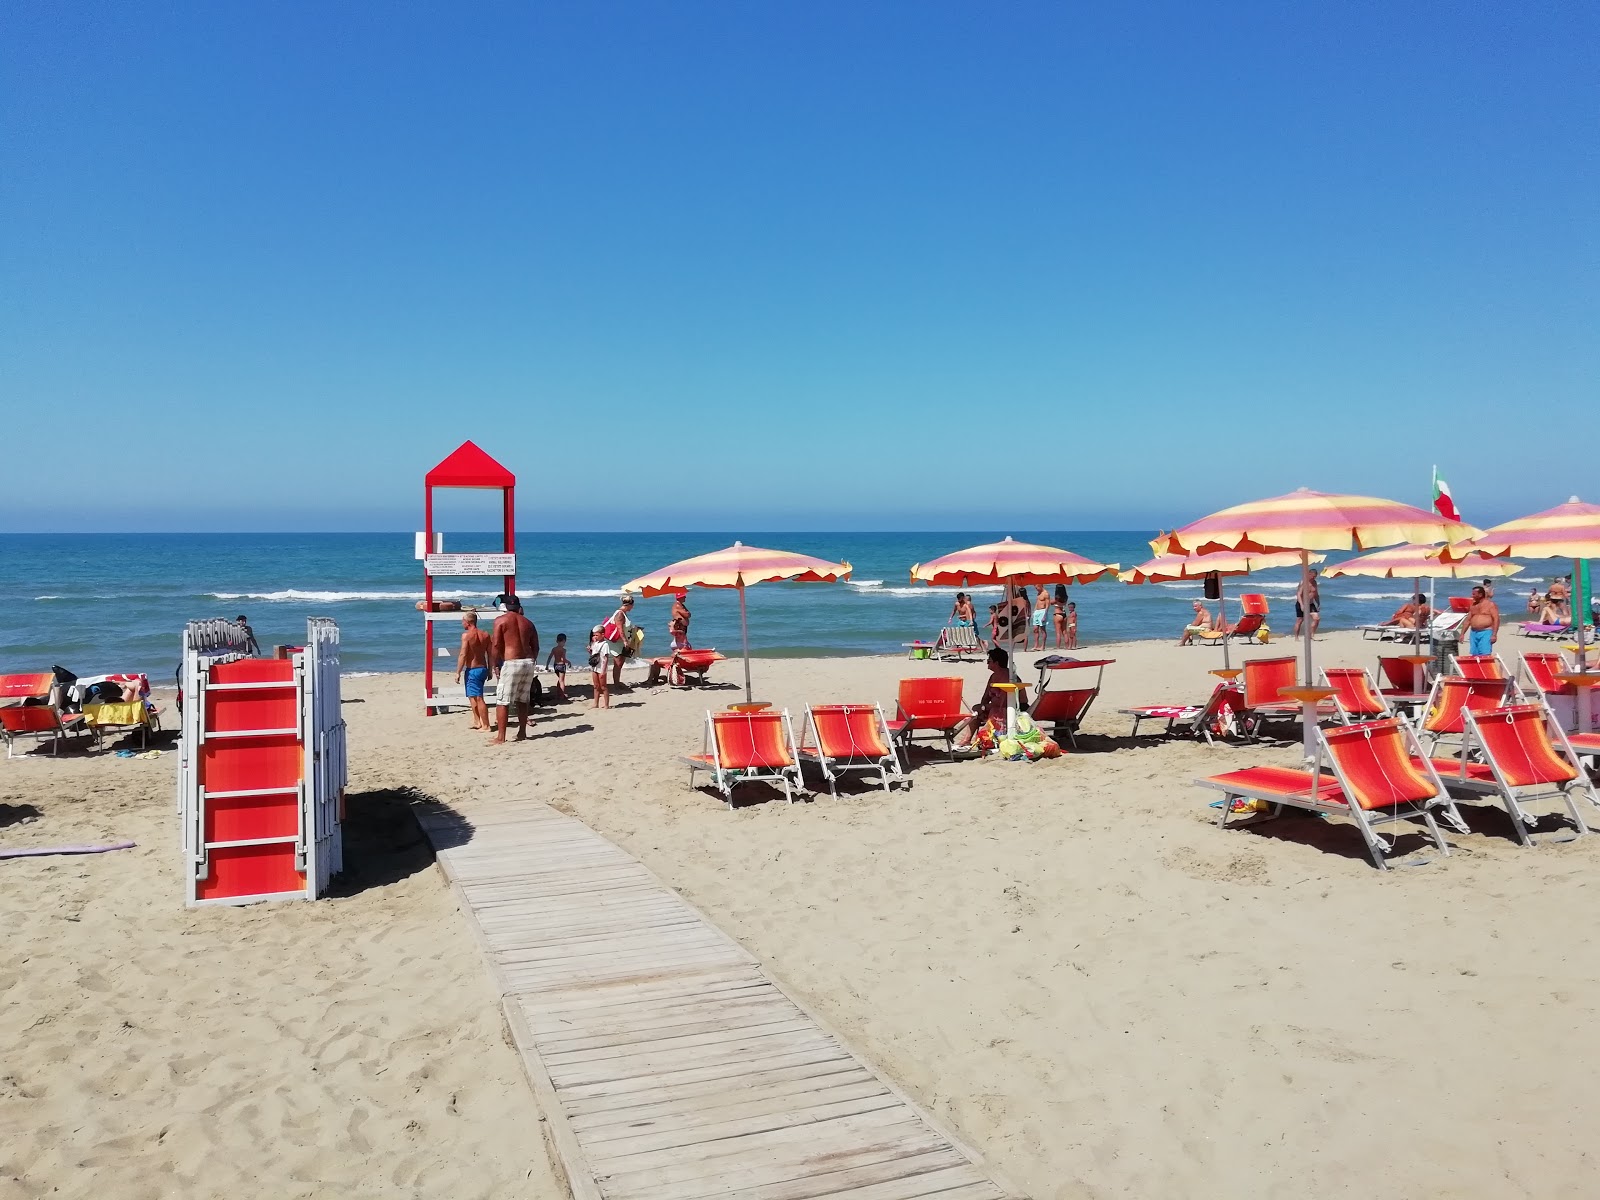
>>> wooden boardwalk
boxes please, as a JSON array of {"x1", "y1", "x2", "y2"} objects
[{"x1": 414, "y1": 798, "x2": 1018, "y2": 1200}]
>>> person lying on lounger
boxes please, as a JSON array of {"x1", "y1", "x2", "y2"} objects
[
  {"x1": 953, "y1": 648, "x2": 1029, "y2": 750},
  {"x1": 1379, "y1": 594, "x2": 1432, "y2": 629}
]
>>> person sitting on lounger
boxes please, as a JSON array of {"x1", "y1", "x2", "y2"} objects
[
  {"x1": 1179, "y1": 600, "x2": 1216, "y2": 646},
  {"x1": 1380, "y1": 594, "x2": 1431, "y2": 629},
  {"x1": 954, "y1": 648, "x2": 1029, "y2": 749}
]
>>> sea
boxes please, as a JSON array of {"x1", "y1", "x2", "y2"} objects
[{"x1": 0, "y1": 532, "x2": 1465, "y2": 682}]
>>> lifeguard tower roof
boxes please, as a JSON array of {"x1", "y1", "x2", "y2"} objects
[{"x1": 425, "y1": 441, "x2": 516, "y2": 489}]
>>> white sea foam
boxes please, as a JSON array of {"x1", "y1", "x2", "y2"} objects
[
  {"x1": 207, "y1": 589, "x2": 497, "y2": 603},
  {"x1": 1345, "y1": 592, "x2": 1412, "y2": 601},
  {"x1": 848, "y1": 579, "x2": 885, "y2": 588},
  {"x1": 34, "y1": 595, "x2": 62, "y2": 601}
]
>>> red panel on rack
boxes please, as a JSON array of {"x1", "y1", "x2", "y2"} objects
[
  {"x1": 196, "y1": 842, "x2": 304, "y2": 901},
  {"x1": 205, "y1": 792, "x2": 299, "y2": 843},
  {"x1": 199, "y1": 739, "x2": 301, "y2": 794},
  {"x1": 206, "y1": 659, "x2": 297, "y2": 734}
]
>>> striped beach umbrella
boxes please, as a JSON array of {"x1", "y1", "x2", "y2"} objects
[
  {"x1": 1441, "y1": 497, "x2": 1600, "y2": 680},
  {"x1": 910, "y1": 537, "x2": 1118, "y2": 677},
  {"x1": 1158, "y1": 489, "x2": 1480, "y2": 761},
  {"x1": 623, "y1": 542, "x2": 852, "y2": 703},
  {"x1": 1121, "y1": 549, "x2": 1318, "y2": 669}
]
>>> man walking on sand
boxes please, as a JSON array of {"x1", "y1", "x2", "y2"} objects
[
  {"x1": 490, "y1": 594, "x2": 539, "y2": 744},
  {"x1": 1463, "y1": 584, "x2": 1500, "y2": 657},
  {"x1": 455, "y1": 611, "x2": 492, "y2": 731}
]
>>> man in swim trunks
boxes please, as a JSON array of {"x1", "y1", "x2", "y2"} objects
[
  {"x1": 490, "y1": 594, "x2": 539, "y2": 744},
  {"x1": 1463, "y1": 585, "x2": 1500, "y2": 657},
  {"x1": 1293, "y1": 569, "x2": 1321, "y2": 638},
  {"x1": 455, "y1": 611, "x2": 492, "y2": 731}
]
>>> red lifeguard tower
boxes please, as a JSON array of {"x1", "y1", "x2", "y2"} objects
[{"x1": 422, "y1": 442, "x2": 516, "y2": 713}]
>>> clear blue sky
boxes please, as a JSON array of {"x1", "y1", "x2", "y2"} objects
[{"x1": 4, "y1": 2, "x2": 1595, "y2": 533}]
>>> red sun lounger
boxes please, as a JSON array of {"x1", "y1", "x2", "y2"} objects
[
  {"x1": 1522, "y1": 651, "x2": 1576, "y2": 699},
  {"x1": 1451, "y1": 654, "x2": 1514, "y2": 684},
  {"x1": 1194, "y1": 593, "x2": 1269, "y2": 646},
  {"x1": 1453, "y1": 702, "x2": 1596, "y2": 846},
  {"x1": 1376, "y1": 655, "x2": 1433, "y2": 708},
  {"x1": 798, "y1": 703, "x2": 907, "y2": 795},
  {"x1": 1416, "y1": 675, "x2": 1519, "y2": 755},
  {"x1": 1239, "y1": 656, "x2": 1327, "y2": 738},
  {"x1": 0, "y1": 703, "x2": 97, "y2": 758},
  {"x1": 1120, "y1": 680, "x2": 1245, "y2": 743},
  {"x1": 681, "y1": 708, "x2": 803, "y2": 807},
  {"x1": 1030, "y1": 659, "x2": 1114, "y2": 748},
  {"x1": 886, "y1": 676, "x2": 966, "y2": 760},
  {"x1": 1197, "y1": 718, "x2": 1467, "y2": 870},
  {"x1": 1322, "y1": 667, "x2": 1394, "y2": 724},
  {"x1": 646, "y1": 648, "x2": 727, "y2": 687}
]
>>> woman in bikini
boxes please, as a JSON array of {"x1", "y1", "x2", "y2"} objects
[{"x1": 1052, "y1": 584, "x2": 1069, "y2": 648}]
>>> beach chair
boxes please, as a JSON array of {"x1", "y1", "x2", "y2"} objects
[
  {"x1": 645, "y1": 648, "x2": 727, "y2": 687},
  {"x1": 1030, "y1": 658, "x2": 1113, "y2": 748},
  {"x1": 1521, "y1": 651, "x2": 1576, "y2": 698},
  {"x1": 1521, "y1": 623, "x2": 1571, "y2": 639},
  {"x1": 1322, "y1": 667, "x2": 1393, "y2": 724},
  {"x1": 1238, "y1": 656, "x2": 1308, "y2": 738},
  {"x1": 1443, "y1": 702, "x2": 1596, "y2": 846},
  {"x1": 0, "y1": 672, "x2": 56, "y2": 703},
  {"x1": 1197, "y1": 718, "x2": 1465, "y2": 870},
  {"x1": 1451, "y1": 654, "x2": 1513, "y2": 683},
  {"x1": 681, "y1": 708, "x2": 803, "y2": 807},
  {"x1": 0, "y1": 703, "x2": 98, "y2": 758},
  {"x1": 1120, "y1": 680, "x2": 1244, "y2": 743},
  {"x1": 1415, "y1": 675, "x2": 1517, "y2": 755},
  {"x1": 1195, "y1": 593, "x2": 1269, "y2": 646},
  {"x1": 1358, "y1": 609, "x2": 1464, "y2": 644},
  {"x1": 1376, "y1": 655, "x2": 1433, "y2": 708},
  {"x1": 932, "y1": 624, "x2": 983, "y2": 662},
  {"x1": 798, "y1": 703, "x2": 907, "y2": 795},
  {"x1": 886, "y1": 676, "x2": 966, "y2": 760}
]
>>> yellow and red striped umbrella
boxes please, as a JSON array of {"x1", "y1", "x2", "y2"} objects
[
  {"x1": 909, "y1": 537, "x2": 1117, "y2": 587},
  {"x1": 1439, "y1": 497, "x2": 1600, "y2": 562},
  {"x1": 1153, "y1": 488, "x2": 1479, "y2": 557},
  {"x1": 623, "y1": 542, "x2": 852, "y2": 596},
  {"x1": 623, "y1": 542, "x2": 852, "y2": 703},
  {"x1": 1324, "y1": 543, "x2": 1522, "y2": 580},
  {"x1": 1118, "y1": 548, "x2": 1314, "y2": 584}
]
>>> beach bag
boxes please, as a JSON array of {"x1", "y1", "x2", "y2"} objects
[{"x1": 1256, "y1": 625, "x2": 1271, "y2": 643}]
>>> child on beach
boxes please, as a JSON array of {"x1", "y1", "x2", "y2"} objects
[
  {"x1": 587, "y1": 625, "x2": 609, "y2": 709},
  {"x1": 1066, "y1": 601, "x2": 1078, "y2": 649},
  {"x1": 545, "y1": 633, "x2": 571, "y2": 701}
]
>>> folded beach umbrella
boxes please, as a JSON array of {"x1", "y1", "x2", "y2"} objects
[
  {"x1": 1121, "y1": 548, "x2": 1318, "y2": 669},
  {"x1": 622, "y1": 542, "x2": 852, "y2": 703},
  {"x1": 909, "y1": 537, "x2": 1119, "y2": 678},
  {"x1": 1323, "y1": 543, "x2": 1522, "y2": 652},
  {"x1": 1441, "y1": 497, "x2": 1600, "y2": 677},
  {"x1": 1156, "y1": 489, "x2": 1479, "y2": 759}
]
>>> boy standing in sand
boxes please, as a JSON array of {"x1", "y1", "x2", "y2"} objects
[
  {"x1": 455, "y1": 611, "x2": 492, "y2": 730},
  {"x1": 545, "y1": 633, "x2": 571, "y2": 701},
  {"x1": 490, "y1": 595, "x2": 539, "y2": 744}
]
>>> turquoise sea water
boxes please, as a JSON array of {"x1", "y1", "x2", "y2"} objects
[{"x1": 0, "y1": 532, "x2": 1463, "y2": 680}]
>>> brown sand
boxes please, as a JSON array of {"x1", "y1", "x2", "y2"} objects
[{"x1": 4, "y1": 626, "x2": 1598, "y2": 1197}]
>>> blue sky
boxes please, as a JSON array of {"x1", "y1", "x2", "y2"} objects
[{"x1": 4, "y1": 2, "x2": 1595, "y2": 533}]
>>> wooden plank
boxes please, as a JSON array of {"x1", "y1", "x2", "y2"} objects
[{"x1": 410, "y1": 798, "x2": 1017, "y2": 1200}]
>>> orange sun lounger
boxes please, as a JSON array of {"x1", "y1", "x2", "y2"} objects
[
  {"x1": 1120, "y1": 680, "x2": 1245, "y2": 743},
  {"x1": 1194, "y1": 593, "x2": 1269, "y2": 645},
  {"x1": 1447, "y1": 702, "x2": 1596, "y2": 846},
  {"x1": 1238, "y1": 655, "x2": 1330, "y2": 738},
  {"x1": 0, "y1": 703, "x2": 97, "y2": 758},
  {"x1": 1322, "y1": 667, "x2": 1394, "y2": 723},
  {"x1": 646, "y1": 648, "x2": 727, "y2": 687},
  {"x1": 681, "y1": 708, "x2": 803, "y2": 807},
  {"x1": 798, "y1": 703, "x2": 907, "y2": 795},
  {"x1": 1451, "y1": 654, "x2": 1515, "y2": 685},
  {"x1": 1416, "y1": 675, "x2": 1519, "y2": 755},
  {"x1": 1030, "y1": 659, "x2": 1114, "y2": 748},
  {"x1": 885, "y1": 676, "x2": 966, "y2": 760},
  {"x1": 1376, "y1": 655, "x2": 1432, "y2": 707},
  {"x1": 1197, "y1": 718, "x2": 1467, "y2": 870}
]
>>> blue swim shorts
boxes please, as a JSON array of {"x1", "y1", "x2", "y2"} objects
[
  {"x1": 463, "y1": 666, "x2": 489, "y2": 698},
  {"x1": 1467, "y1": 628, "x2": 1493, "y2": 657}
]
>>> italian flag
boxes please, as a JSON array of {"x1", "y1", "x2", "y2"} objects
[{"x1": 1432, "y1": 469, "x2": 1461, "y2": 523}]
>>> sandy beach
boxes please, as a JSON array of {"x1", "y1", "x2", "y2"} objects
[{"x1": 5, "y1": 626, "x2": 1599, "y2": 1198}]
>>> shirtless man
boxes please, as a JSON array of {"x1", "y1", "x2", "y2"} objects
[
  {"x1": 1179, "y1": 600, "x2": 1215, "y2": 646},
  {"x1": 1462, "y1": 585, "x2": 1500, "y2": 658},
  {"x1": 489, "y1": 595, "x2": 539, "y2": 744},
  {"x1": 1294, "y1": 569, "x2": 1321, "y2": 638},
  {"x1": 455, "y1": 611, "x2": 492, "y2": 730}
]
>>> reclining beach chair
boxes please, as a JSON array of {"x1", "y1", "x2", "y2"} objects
[
  {"x1": 1451, "y1": 653, "x2": 1514, "y2": 684},
  {"x1": 645, "y1": 648, "x2": 727, "y2": 687},
  {"x1": 1359, "y1": 609, "x2": 1464, "y2": 644},
  {"x1": 1322, "y1": 667, "x2": 1394, "y2": 724},
  {"x1": 1444, "y1": 702, "x2": 1596, "y2": 846},
  {"x1": 1195, "y1": 593, "x2": 1269, "y2": 646},
  {"x1": 886, "y1": 676, "x2": 966, "y2": 760},
  {"x1": 1120, "y1": 680, "x2": 1244, "y2": 743},
  {"x1": 1415, "y1": 675, "x2": 1518, "y2": 755},
  {"x1": 1238, "y1": 656, "x2": 1312, "y2": 738},
  {"x1": 798, "y1": 703, "x2": 907, "y2": 795},
  {"x1": 1376, "y1": 654, "x2": 1433, "y2": 709},
  {"x1": 682, "y1": 708, "x2": 803, "y2": 807},
  {"x1": 1029, "y1": 658, "x2": 1113, "y2": 748},
  {"x1": 0, "y1": 675, "x2": 98, "y2": 758},
  {"x1": 1521, "y1": 651, "x2": 1575, "y2": 699},
  {"x1": 932, "y1": 624, "x2": 984, "y2": 662},
  {"x1": 1197, "y1": 718, "x2": 1466, "y2": 870}
]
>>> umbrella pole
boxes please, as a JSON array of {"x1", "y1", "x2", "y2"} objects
[
  {"x1": 1300, "y1": 550, "x2": 1318, "y2": 764},
  {"x1": 738, "y1": 582, "x2": 753, "y2": 705},
  {"x1": 1219, "y1": 576, "x2": 1230, "y2": 671},
  {"x1": 1576, "y1": 558, "x2": 1592, "y2": 734},
  {"x1": 1008, "y1": 581, "x2": 1021, "y2": 682}
]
